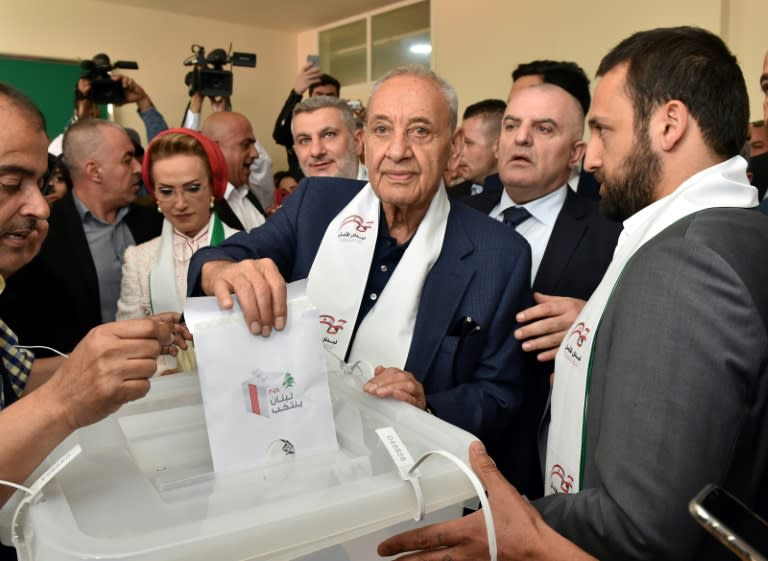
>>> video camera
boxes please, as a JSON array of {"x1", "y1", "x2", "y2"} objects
[
  {"x1": 183, "y1": 44, "x2": 256, "y2": 97},
  {"x1": 80, "y1": 53, "x2": 139, "y2": 105}
]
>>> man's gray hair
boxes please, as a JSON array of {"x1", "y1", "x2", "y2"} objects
[
  {"x1": 292, "y1": 96, "x2": 358, "y2": 137},
  {"x1": 63, "y1": 119, "x2": 126, "y2": 178},
  {"x1": 368, "y1": 66, "x2": 459, "y2": 133}
]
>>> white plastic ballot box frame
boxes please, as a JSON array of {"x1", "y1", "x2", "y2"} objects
[{"x1": 1, "y1": 369, "x2": 480, "y2": 561}]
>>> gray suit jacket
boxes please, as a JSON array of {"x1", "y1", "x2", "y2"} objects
[{"x1": 535, "y1": 208, "x2": 768, "y2": 561}]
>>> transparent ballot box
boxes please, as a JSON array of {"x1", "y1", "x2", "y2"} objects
[{"x1": 2, "y1": 369, "x2": 478, "y2": 561}]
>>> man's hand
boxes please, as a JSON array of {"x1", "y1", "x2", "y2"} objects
[
  {"x1": 344, "y1": 99, "x2": 367, "y2": 122},
  {"x1": 201, "y1": 258, "x2": 287, "y2": 336},
  {"x1": 46, "y1": 319, "x2": 173, "y2": 432},
  {"x1": 209, "y1": 96, "x2": 232, "y2": 112},
  {"x1": 150, "y1": 311, "x2": 192, "y2": 354},
  {"x1": 75, "y1": 78, "x2": 97, "y2": 119},
  {"x1": 363, "y1": 366, "x2": 426, "y2": 410},
  {"x1": 514, "y1": 293, "x2": 586, "y2": 362},
  {"x1": 114, "y1": 74, "x2": 153, "y2": 112},
  {"x1": 294, "y1": 63, "x2": 323, "y2": 95},
  {"x1": 377, "y1": 441, "x2": 598, "y2": 561}
]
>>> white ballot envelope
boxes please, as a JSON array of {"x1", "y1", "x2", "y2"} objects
[{"x1": 184, "y1": 281, "x2": 338, "y2": 473}]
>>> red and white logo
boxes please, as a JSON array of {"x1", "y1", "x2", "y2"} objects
[
  {"x1": 549, "y1": 464, "x2": 575, "y2": 494},
  {"x1": 319, "y1": 314, "x2": 347, "y2": 334},
  {"x1": 569, "y1": 322, "x2": 590, "y2": 348},
  {"x1": 337, "y1": 215, "x2": 375, "y2": 240},
  {"x1": 563, "y1": 322, "x2": 590, "y2": 365}
]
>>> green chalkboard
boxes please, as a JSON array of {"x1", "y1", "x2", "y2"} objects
[{"x1": 0, "y1": 55, "x2": 82, "y2": 140}]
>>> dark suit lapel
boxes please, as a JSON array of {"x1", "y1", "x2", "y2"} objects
[
  {"x1": 533, "y1": 189, "x2": 588, "y2": 294},
  {"x1": 214, "y1": 200, "x2": 245, "y2": 231},
  {"x1": 406, "y1": 207, "x2": 475, "y2": 381},
  {"x1": 246, "y1": 191, "x2": 267, "y2": 217},
  {"x1": 49, "y1": 193, "x2": 101, "y2": 321},
  {"x1": 124, "y1": 205, "x2": 163, "y2": 244},
  {"x1": 462, "y1": 189, "x2": 501, "y2": 215}
]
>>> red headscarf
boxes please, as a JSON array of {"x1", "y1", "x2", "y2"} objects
[{"x1": 142, "y1": 128, "x2": 228, "y2": 200}]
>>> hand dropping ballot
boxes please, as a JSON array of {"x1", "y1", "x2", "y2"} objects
[{"x1": 184, "y1": 281, "x2": 338, "y2": 473}]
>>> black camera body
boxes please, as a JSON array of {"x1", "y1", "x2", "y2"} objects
[
  {"x1": 80, "y1": 53, "x2": 139, "y2": 105},
  {"x1": 184, "y1": 45, "x2": 256, "y2": 97}
]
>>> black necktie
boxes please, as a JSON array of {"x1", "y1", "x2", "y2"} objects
[{"x1": 502, "y1": 206, "x2": 531, "y2": 228}]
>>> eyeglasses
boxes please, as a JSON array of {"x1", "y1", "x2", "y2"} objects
[{"x1": 155, "y1": 182, "x2": 209, "y2": 198}]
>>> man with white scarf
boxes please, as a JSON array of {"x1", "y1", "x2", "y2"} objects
[
  {"x1": 188, "y1": 67, "x2": 532, "y2": 446},
  {"x1": 378, "y1": 27, "x2": 768, "y2": 561}
]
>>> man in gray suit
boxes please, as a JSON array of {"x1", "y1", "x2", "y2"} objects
[{"x1": 378, "y1": 26, "x2": 768, "y2": 561}]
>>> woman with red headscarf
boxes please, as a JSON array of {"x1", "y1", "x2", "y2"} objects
[{"x1": 116, "y1": 128, "x2": 240, "y2": 372}]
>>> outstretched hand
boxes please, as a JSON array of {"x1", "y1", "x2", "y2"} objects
[{"x1": 378, "y1": 441, "x2": 597, "y2": 561}]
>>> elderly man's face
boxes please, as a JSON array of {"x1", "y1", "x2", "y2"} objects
[
  {"x1": 0, "y1": 102, "x2": 50, "y2": 279},
  {"x1": 365, "y1": 74, "x2": 455, "y2": 214},
  {"x1": 293, "y1": 107, "x2": 361, "y2": 178}
]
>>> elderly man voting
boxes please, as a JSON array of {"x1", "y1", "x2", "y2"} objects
[{"x1": 188, "y1": 67, "x2": 532, "y2": 446}]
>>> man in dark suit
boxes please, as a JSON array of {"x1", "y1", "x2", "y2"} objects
[
  {"x1": 464, "y1": 71, "x2": 620, "y2": 498},
  {"x1": 202, "y1": 111, "x2": 266, "y2": 231},
  {"x1": 380, "y1": 26, "x2": 768, "y2": 561},
  {"x1": 188, "y1": 67, "x2": 532, "y2": 446},
  {"x1": 0, "y1": 119, "x2": 162, "y2": 355}
]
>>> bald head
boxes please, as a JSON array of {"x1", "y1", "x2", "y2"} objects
[
  {"x1": 497, "y1": 83, "x2": 587, "y2": 203},
  {"x1": 63, "y1": 119, "x2": 128, "y2": 179},
  {"x1": 0, "y1": 84, "x2": 46, "y2": 134},
  {"x1": 202, "y1": 112, "x2": 258, "y2": 187}
]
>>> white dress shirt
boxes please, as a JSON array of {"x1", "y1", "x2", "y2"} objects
[
  {"x1": 490, "y1": 185, "x2": 568, "y2": 285},
  {"x1": 224, "y1": 182, "x2": 266, "y2": 231}
]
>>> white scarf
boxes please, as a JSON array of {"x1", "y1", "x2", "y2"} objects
[
  {"x1": 149, "y1": 213, "x2": 223, "y2": 314},
  {"x1": 306, "y1": 183, "x2": 449, "y2": 370},
  {"x1": 545, "y1": 156, "x2": 758, "y2": 495}
]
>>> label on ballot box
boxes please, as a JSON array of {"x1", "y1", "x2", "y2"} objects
[{"x1": 186, "y1": 288, "x2": 338, "y2": 473}]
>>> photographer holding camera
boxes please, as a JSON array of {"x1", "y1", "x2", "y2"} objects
[
  {"x1": 48, "y1": 61, "x2": 169, "y2": 157},
  {"x1": 77, "y1": 74, "x2": 167, "y2": 139}
]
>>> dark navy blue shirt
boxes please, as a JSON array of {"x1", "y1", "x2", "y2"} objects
[{"x1": 348, "y1": 207, "x2": 412, "y2": 357}]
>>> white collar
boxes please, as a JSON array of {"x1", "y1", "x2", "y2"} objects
[
  {"x1": 493, "y1": 184, "x2": 568, "y2": 226},
  {"x1": 617, "y1": 156, "x2": 757, "y2": 253}
]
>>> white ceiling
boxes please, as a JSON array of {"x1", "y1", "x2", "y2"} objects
[{"x1": 97, "y1": 0, "x2": 402, "y2": 32}]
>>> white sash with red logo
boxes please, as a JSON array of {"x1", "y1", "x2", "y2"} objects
[
  {"x1": 545, "y1": 156, "x2": 757, "y2": 495},
  {"x1": 306, "y1": 182, "x2": 449, "y2": 370}
]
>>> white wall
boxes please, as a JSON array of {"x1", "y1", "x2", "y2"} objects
[
  {"x1": 433, "y1": 0, "x2": 722, "y2": 112},
  {"x1": 723, "y1": 0, "x2": 768, "y2": 122},
  {"x1": 2, "y1": 0, "x2": 766, "y2": 173},
  {"x1": 300, "y1": 0, "x2": 768, "y2": 122},
  {"x1": 0, "y1": 0, "x2": 297, "y2": 169}
]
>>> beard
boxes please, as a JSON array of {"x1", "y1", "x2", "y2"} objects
[{"x1": 597, "y1": 129, "x2": 662, "y2": 222}]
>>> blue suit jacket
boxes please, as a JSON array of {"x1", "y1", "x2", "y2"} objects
[{"x1": 189, "y1": 177, "x2": 532, "y2": 442}]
